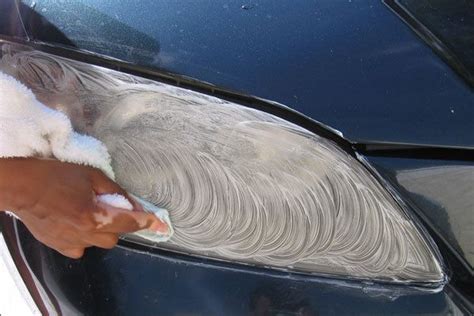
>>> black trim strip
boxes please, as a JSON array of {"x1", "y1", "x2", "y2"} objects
[{"x1": 354, "y1": 141, "x2": 474, "y2": 161}]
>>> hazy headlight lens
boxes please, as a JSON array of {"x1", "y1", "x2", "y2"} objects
[{"x1": 0, "y1": 42, "x2": 445, "y2": 287}]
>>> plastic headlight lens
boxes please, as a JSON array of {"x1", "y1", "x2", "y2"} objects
[{"x1": 0, "y1": 42, "x2": 445, "y2": 287}]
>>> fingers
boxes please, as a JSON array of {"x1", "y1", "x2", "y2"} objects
[
  {"x1": 83, "y1": 233, "x2": 119, "y2": 249},
  {"x1": 58, "y1": 248, "x2": 85, "y2": 259},
  {"x1": 94, "y1": 202, "x2": 169, "y2": 234},
  {"x1": 28, "y1": 216, "x2": 119, "y2": 258},
  {"x1": 58, "y1": 233, "x2": 118, "y2": 258},
  {"x1": 44, "y1": 233, "x2": 117, "y2": 258},
  {"x1": 43, "y1": 232, "x2": 118, "y2": 258}
]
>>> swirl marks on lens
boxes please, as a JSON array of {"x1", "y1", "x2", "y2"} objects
[{"x1": 0, "y1": 46, "x2": 444, "y2": 284}]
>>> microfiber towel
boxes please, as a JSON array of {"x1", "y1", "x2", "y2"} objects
[{"x1": 0, "y1": 71, "x2": 173, "y2": 242}]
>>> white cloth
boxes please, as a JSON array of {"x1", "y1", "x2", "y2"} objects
[
  {"x1": 0, "y1": 71, "x2": 173, "y2": 242},
  {"x1": 0, "y1": 71, "x2": 114, "y2": 178}
]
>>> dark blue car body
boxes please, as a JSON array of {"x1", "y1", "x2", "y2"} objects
[{"x1": 0, "y1": 0, "x2": 473, "y2": 314}]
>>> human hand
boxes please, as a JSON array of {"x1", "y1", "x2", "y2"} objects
[{"x1": 0, "y1": 158, "x2": 167, "y2": 258}]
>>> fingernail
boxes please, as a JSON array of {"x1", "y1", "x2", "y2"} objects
[{"x1": 148, "y1": 218, "x2": 169, "y2": 234}]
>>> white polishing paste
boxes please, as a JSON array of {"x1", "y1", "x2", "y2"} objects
[{"x1": 97, "y1": 193, "x2": 133, "y2": 210}]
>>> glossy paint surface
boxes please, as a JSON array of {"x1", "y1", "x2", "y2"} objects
[
  {"x1": 369, "y1": 157, "x2": 474, "y2": 268},
  {"x1": 15, "y1": 222, "x2": 464, "y2": 315},
  {"x1": 9, "y1": 0, "x2": 474, "y2": 147},
  {"x1": 397, "y1": 0, "x2": 474, "y2": 86}
]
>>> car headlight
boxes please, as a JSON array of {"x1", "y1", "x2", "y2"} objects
[{"x1": 0, "y1": 41, "x2": 446, "y2": 289}]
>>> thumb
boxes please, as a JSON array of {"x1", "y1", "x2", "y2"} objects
[
  {"x1": 95, "y1": 201, "x2": 169, "y2": 234},
  {"x1": 90, "y1": 169, "x2": 146, "y2": 212},
  {"x1": 89, "y1": 168, "x2": 129, "y2": 199}
]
